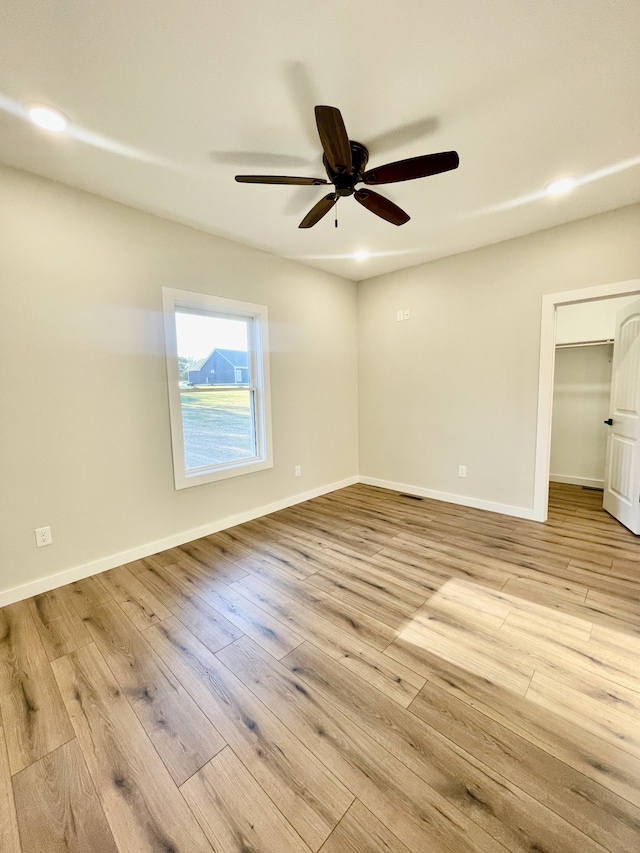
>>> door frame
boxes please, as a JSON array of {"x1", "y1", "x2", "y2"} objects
[{"x1": 533, "y1": 278, "x2": 640, "y2": 522}]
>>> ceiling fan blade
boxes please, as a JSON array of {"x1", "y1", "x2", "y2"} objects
[
  {"x1": 299, "y1": 193, "x2": 338, "y2": 229},
  {"x1": 354, "y1": 189, "x2": 410, "y2": 226},
  {"x1": 362, "y1": 151, "x2": 459, "y2": 185},
  {"x1": 315, "y1": 106, "x2": 352, "y2": 174},
  {"x1": 235, "y1": 175, "x2": 329, "y2": 185}
]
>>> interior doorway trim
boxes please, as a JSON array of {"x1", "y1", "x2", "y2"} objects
[{"x1": 533, "y1": 278, "x2": 640, "y2": 522}]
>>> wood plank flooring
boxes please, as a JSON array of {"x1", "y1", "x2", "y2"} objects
[{"x1": 1, "y1": 482, "x2": 639, "y2": 852}]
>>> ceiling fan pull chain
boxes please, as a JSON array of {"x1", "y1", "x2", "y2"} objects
[{"x1": 335, "y1": 206, "x2": 338, "y2": 228}]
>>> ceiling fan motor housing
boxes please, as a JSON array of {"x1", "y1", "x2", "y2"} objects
[{"x1": 324, "y1": 141, "x2": 369, "y2": 195}]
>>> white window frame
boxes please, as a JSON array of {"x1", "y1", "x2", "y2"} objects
[{"x1": 162, "y1": 287, "x2": 273, "y2": 489}]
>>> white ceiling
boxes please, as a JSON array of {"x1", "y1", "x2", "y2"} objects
[{"x1": 1, "y1": 0, "x2": 639, "y2": 281}]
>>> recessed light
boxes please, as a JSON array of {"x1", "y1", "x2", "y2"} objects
[
  {"x1": 27, "y1": 105, "x2": 69, "y2": 133},
  {"x1": 353, "y1": 250, "x2": 370, "y2": 261},
  {"x1": 545, "y1": 177, "x2": 577, "y2": 197}
]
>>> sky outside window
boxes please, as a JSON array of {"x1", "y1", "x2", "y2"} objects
[{"x1": 175, "y1": 312, "x2": 248, "y2": 360}]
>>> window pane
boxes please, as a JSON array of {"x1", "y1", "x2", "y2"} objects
[
  {"x1": 181, "y1": 388, "x2": 256, "y2": 470},
  {"x1": 163, "y1": 287, "x2": 272, "y2": 489},
  {"x1": 175, "y1": 311, "x2": 249, "y2": 384},
  {"x1": 174, "y1": 311, "x2": 255, "y2": 470}
]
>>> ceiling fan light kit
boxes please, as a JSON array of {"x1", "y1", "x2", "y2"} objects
[{"x1": 235, "y1": 105, "x2": 460, "y2": 229}]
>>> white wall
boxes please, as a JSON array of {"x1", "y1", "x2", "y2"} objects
[
  {"x1": 549, "y1": 344, "x2": 612, "y2": 488},
  {"x1": 357, "y1": 203, "x2": 640, "y2": 515},
  {"x1": 555, "y1": 294, "x2": 638, "y2": 344},
  {"x1": 0, "y1": 167, "x2": 359, "y2": 603}
]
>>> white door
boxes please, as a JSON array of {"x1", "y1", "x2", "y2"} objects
[{"x1": 603, "y1": 300, "x2": 640, "y2": 534}]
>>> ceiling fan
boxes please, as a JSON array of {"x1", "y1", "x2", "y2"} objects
[{"x1": 235, "y1": 105, "x2": 459, "y2": 228}]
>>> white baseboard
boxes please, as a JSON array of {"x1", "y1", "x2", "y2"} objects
[
  {"x1": 358, "y1": 476, "x2": 539, "y2": 521},
  {"x1": 0, "y1": 475, "x2": 359, "y2": 607},
  {"x1": 549, "y1": 474, "x2": 604, "y2": 489}
]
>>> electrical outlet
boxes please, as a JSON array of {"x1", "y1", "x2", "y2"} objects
[
  {"x1": 403, "y1": 309, "x2": 410, "y2": 320},
  {"x1": 295, "y1": 465, "x2": 301, "y2": 477},
  {"x1": 458, "y1": 465, "x2": 467, "y2": 478},
  {"x1": 396, "y1": 310, "x2": 403, "y2": 322},
  {"x1": 35, "y1": 526, "x2": 53, "y2": 547}
]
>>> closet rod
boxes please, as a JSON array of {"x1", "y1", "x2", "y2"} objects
[{"x1": 556, "y1": 339, "x2": 613, "y2": 349}]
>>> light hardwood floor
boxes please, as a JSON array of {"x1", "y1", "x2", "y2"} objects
[{"x1": 1, "y1": 482, "x2": 639, "y2": 852}]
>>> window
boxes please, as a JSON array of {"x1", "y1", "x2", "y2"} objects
[{"x1": 162, "y1": 287, "x2": 272, "y2": 489}]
